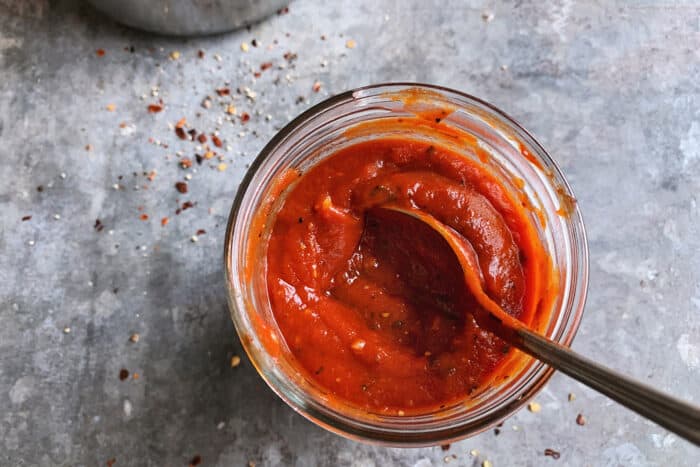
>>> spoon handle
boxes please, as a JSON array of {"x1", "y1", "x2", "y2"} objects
[{"x1": 516, "y1": 327, "x2": 700, "y2": 445}]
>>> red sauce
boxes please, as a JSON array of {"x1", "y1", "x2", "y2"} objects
[{"x1": 264, "y1": 136, "x2": 554, "y2": 414}]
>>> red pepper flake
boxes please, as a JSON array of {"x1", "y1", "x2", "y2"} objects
[
  {"x1": 119, "y1": 369, "x2": 129, "y2": 381},
  {"x1": 175, "y1": 117, "x2": 187, "y2": 129},
  {"x1": 277, "y1": 6, "x2": 289, "y2": 14},
  {"x1": 147, "y1": 170, "x2": 157, "y2": 181},
  {"x1": 253, "y1": 72, "x2": 262, "y2": 78},
  {"x1": 440, "y1": 444, "x2": 450, "y2": 451},
  {"x1": 175, "y1": 127, "x2": 188, "y2": 140},
  {"x1": 96, "y1": 48, "x2": 105, "y2": 57},
  {"x1": 175, "y1": 181, "x2": 188, "y2": 194},
  {"x1": 161, "y1": 217, "x2": 169, "y2": 226},
  {"x1": 106, "y1": 458, "x2": 116, "y2": 467},
  {"x1": 180, "y1": 158, "x2": 193, "y2": 169},
  {"x1": 240, "y1": 112, "x2": 250, "y2": 123},
  {"x1": 544, "y1": 449, "x2": 561, "y2": 460},
  {"x1": 312, "y1": 81, "x2": 322, "y2": 93},
  {"x1": 22, "y1": 215, "x2": 32, "y2": 221},
  {"x1": 197, "y1": 133, "x2": 207, "y2": 144},
  {"x1": 211, "y1": 134, "x2": 223, "y2": 148},
  {"x1": 187, "y1": 129, "x2": 197, "y2": 140},
  {"x1": 94, "y1": 219, "x2": 104, "y2": 232},
  {"x1": 198, "y1": 49, "x2": 205, "y2": 59},
  {"x1": 176, "y1": 200, "x2": 196, "y2": 215},
  {"x1": 196, "y1": 229, "x2": 206, "y2": 236},
  {"x1": 139, "y1": 214, "x2": 149, "y2": 221},
  {"x1": 576, "y1": 413, "x2": 586, "y2": 426},
  {"x1": 260, "y1": 62, "x2": 273, "y2": 71},
  {"x1": 189, "y1": 455, "x2": 202, "y2": 467},
  {"x1": 216, "y1": 87, "x2": 231, "y2": 96},
  {"x1": 147, "y1": 104, "x2": 163, "y2": 113},
  {"x1": 283, "y1": 51, "x2": 298, "y2": 62}
]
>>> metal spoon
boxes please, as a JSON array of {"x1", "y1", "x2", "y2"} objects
[{"x1": 371, "y1": 205, "x2": 700, "y2": 445}]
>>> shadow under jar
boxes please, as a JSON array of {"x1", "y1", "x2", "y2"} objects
[{"x1": 224, "y1": 83, "x2": 588, "y2": 446}]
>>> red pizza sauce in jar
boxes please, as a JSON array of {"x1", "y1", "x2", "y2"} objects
[{"x1": 263, "y1": 134, "x2": 556, "y2": 415}]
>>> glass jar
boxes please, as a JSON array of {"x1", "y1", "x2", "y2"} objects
[{"x1": 224, "y1": 83, "x2": 588, "y2": 446}]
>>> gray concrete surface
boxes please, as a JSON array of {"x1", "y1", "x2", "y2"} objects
[{"x1": 1, "y1": 0, "x2": 699, "y2": 465}]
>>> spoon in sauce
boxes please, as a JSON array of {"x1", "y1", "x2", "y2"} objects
[{"x1": 368, "y1": 205, "x2": 700, "y2": 445}]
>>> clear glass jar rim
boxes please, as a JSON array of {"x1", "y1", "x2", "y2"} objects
[{"x1": 224, "y1": 82, "x2": 589, "y2": 446}]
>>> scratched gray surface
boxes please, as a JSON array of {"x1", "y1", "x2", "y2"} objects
[{"x1": 0, "y1": 0, "x2": 699, "y2": 465}]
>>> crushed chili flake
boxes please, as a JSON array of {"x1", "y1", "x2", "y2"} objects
[
  {"x1": 161, "y1": 217, "x2": 169, "y2": 226},
  {"x1": 96, "y1": 48, "x2": 105, "y2": 57},
  {"x1": 226, "y1": 104, "x2": 237, "y2": 115},
  {"x1": 175, "y1": 117, "x2": 187, "y2": 129},
  {"x1": 176, "y1": 200, "x2": 196, "y2": 215},
  {"x1": 277, "y1": 6, "x2": 289, "y2": 14},
  {"x1": 253, "y1": 72, "x2": 262, "y2": 78},
  {"x1": 283, "y1": 51, "x2": 298, "y2": 62},
  {"x1": 576, "y1": 413, "x2": 586, "y2": 426},
  {"x1": 260, "y1": 62, "x2": 273, "y2": 71},
  {"x1": 94, "y1": 219, "x2": 105, "y2": 232},
  {"x1": 129, "y1": 333, "x2": 140, "y2": 343},
  {"x1": 139, "y1": 213, "x2": 149, "y2": 221},
  {"x1": 196, "y1": 229, "x2": 206, "y2": 235},
  {"x1": 132, "y1": 373, "x2": 140, "y2": 380},
  {"x1": 544, "y1": 449, "x2": 561, "y2": 459},
  {"x1": 22, "y1": 215, "x2": 32, "y2": 221},
  {"x1": 175, "y1": 181, "x2": 188, "y2": 194},
  {"x1": 106, "y1": 458, "x2": 116, "y2": 467},
  {"x1": 312, "y1": 81, "x2": 322, "y2": 92},
  {"x1": 197, "y1": 133, "x2": 207, "y2": 143},
  {"x1": 230, "y1": 355, "x2": 241, "y2": 367},
  {"x1": 180, "y1": 158, "x2": 193, "y2": 169},
  {"x1": 175, "y1": 127, "x2": 188, "y2": 140},
  {"x1": 189, "y1": 455, "x2": 202, "y2": 467},
  {"x1": 440, "y1": 444, "x2": 451, "y2": 451},
  {"x1": 211, "y1": 134, "x2": 223, "y2": 148},
  {"x1": 240, "y1": 112, "x2": 250, "y2": 123},
  {"x1": 147, "y1": 170, "x2": 157, "y2": 181},
  {"x1": 198, "y1": 49, "x2": 205, "y2": 58},
  {"x1": 85, "y1": 144, "x2": 93, "y2": 151},
  {"x1": 147, "y1": 104, "x2": 163, "y2": 113},
  {"x1": 216, "y1": 87, "x2": 231, "y2": 96},
  {"x1": 119, "y1": 369, "x2": 129, "y2": 381}
]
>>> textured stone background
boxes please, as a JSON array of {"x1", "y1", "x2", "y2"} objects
[{"x1": 1, "y1": 0, "x2": 699, "y2": 465}]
